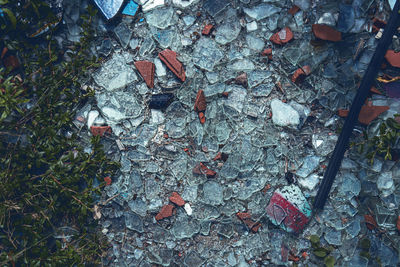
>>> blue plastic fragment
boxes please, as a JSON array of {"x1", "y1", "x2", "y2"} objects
[
  {"x1": 0, "y1": 8, "x2": 4, "y2": 18},
  {"x1": 93, "y1": 0, "x2": 124, "y2": 20},
  {"x1": 122, "y1": 0, "x2": 139, "y2": 17}
]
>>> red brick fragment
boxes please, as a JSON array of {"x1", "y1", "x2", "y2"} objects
[
  {"x1": 134, "y1": 60, "x2": 155, "y2": 88},
  {"x1": 312, "y1": 24, "x2": 342, "y2": 42},
  {"x1": 159, "y1": 49, "x2": 186, "y2": 82},
  {"x1": 288, "y1": 254, "x2": 300, "y2": 262},
  {"x1": 270, "y1": 27, "x2": 294, "y2": 45},
  {"x1": 199, "y1": 112, "x2": 206, "y2": 124},
  {"x1": 236, "y1": 212, "x2": 252, "y2": 220},
  {"x1": 169, "y1": 192, "x2": 185, "y2": 206},
  {"x1": 291, "y1": 65, "x2": 311, "y2": 84},
  {"x1": 385, "y1": 50, "x2": 400, "y2": 68},
  {"x1": 104, "y1": 176, "x2": 112, "y2": 185},
  {"x1": 90, "y1": 126, "x2": 112, "y2": 137},
  {"x1": 250, "y1": 222, "x2": 261, "y2": 233},
  {"x1": 202, "y1": 24, "x2": 214, "y2": 35},
  {"x1": 3, "y1": 55, "x2": 20, "y2": 71},
  {"x1": 155, "y1": 204, "x2": 174, "y2": 220},
  {"x1": 235, "y1": 72, "x2": 248, "y2": 87},
  {"x1": 288, "y1": 5, "x2": 300, "y2": 15},
  {"x1": 213, "y1": 152, "x2": 228, "y2": 161},
  {"x1": 338, "y1": 105, "x2": 389, "y2": 125},
  {"x1": 199, "y1": 162, "x2": 216, "y2": 178},
  {"x1": 221, "y1": 92, "x2": 229, "y2": 98},
  {"x1": 194, "y1": 89, "x2": 206, "y2": 112},
  {"x1": 261, "y1": 48, "x2": 273, "y2": 60}
]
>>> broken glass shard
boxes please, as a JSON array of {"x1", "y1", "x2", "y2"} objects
[
  {"x1": 125, "y1": 212, "x2": 144, "y2": 233},
  {"x1": 296, "y1": 155, "x2": 321, "y2": 178},
  {"x1": 215, "y1": 19, "x2": 241, "y2": 45},
  {"x1": 145, "y1": 7, "x2": 176, "y2": 29},
  {"x1": 93, "y1": 52, "x2": 137, "y2": 91},
  {"x1": 202, "y1": 181, "x2": 224, "y2": 205},
  {"x1": 243, "y1": 4, "x2": 281, "y2": 21},
  {"x1": 122, "y1": 0, "x2": 139, "y2": 16},
  {"x1": 94, "y1": 0, "x2": 124, "y2": 20},
  {"x1": 192, "y1": 38, "x2": 224, "y2": 71},
  {"x1": 203, "y1": 0, "x2": 230, "y2": 18},
  {"x1": 114, "y1": 23, "x2": 132, "y2": 49}
]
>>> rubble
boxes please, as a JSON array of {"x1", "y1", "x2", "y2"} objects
[{"x1": 72, "y1": 0, "x2": 400, "y2": 265}]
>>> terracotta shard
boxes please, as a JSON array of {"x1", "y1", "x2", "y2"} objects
[
  {"x1": 312, "y1": 24, "x2": 342, "y2": 42},
  {"x1": 155, "y1": 204, "x2": 174, "y2": 221},
  {"x1": 134, "y1": 60, "x2": 155, "y2": 88},
  {"x1": 270, "y1": 27, "x2": 294, "y2": 45},
  {"x1": 385, "y1": 50, "x2": 400, "y2": 68},
  {"x1": 291, "y1": 65, "x2": 311, "y2": 84},
  {"x1": 169, "y1": 192, "x2": 185, "y2": 206},
  {"x1": 288, "y1": 5, "x2": 300, "y2": 15},
  {"x1": 159, "y1": 49, "x2": 186, "y2": 82},
  {"x1": 370, "y1": 86, "x2": 382, "y2": 95},
  {"x1": 261, "y1": 48, "x2": 273, "y2": 60},
  {"x1": 397, "y1": 215, "x2": 400, "y2": 231},
  {"x1": 338, "y1": 105, "x2": 389, "y2": 125},
  {"x1": 199, "y1": 112, "x2": 206, "y2": 124},
  {"x1": 90, "y1": 126, "x2": 112, "y2": 137},
  {"x1": 364, "y1": 214, "x2": 378, "y2": 230},
  {"x1": 202, "y1": 24, "x2": 214, "y2": 35},
  {"x1": 194, "y1": 89, "x2": 206, "y2": 112}
]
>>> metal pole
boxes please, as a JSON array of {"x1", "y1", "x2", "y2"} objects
[{"x1": 313, "y1": 0, "x2": 400, "y2": 211}]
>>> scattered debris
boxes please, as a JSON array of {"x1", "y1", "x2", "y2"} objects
[
  {"x1": 159, "y1": 49, "x2": 186, "y2": 82},
  {"x1": 312, "y1": 24, "x2": 342, "y2": 42},
  {"x1": 90, "y1": 126, "x2": 112, "y2": 137},
  {"x1": 155, "y1": 204, "x2": 175, "y2": 220},
  {"x1": 135, "y1": 60, "x2": 155, "y2": 88},
  {"x1": 270, "y1": 27, "x2": 294, "y2": 45}
]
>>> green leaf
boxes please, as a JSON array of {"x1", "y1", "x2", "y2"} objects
[
  {"x1": 310, "y1": 235, "x2": 320, "y2": 245},
  {"x1": 2, "y1": 8, "x2": 16, "y2": 29},
  {"x1": 0, "y1": 0, "x2": 9, "y2": 4},
  {"x1": 324, "y1": 256, "x2": 335, "y2": 267},
  {"x1": 314, "y1": 248, "x2": 327, "y2": 258}
]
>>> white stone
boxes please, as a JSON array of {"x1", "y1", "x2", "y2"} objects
[
  {"x1": 270, "y1": 99, "x2": 300, "y2": 126},
  {"x1": 184, "y1": 203, "x2": 192, "y2": 216},
  {"x1": 246, "y1": 21, "x2": 258, "y2": 32},
  {"x1": 87, "y1": 110, "x2": 99, "y2": 128}
]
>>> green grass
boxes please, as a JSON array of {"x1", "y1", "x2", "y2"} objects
[{"x1": 0, "y1": 1, "x2": 119, "y2": 265}]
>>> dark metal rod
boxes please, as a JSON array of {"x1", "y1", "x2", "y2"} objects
[{"x1": 313, "y1": 0, "x2": 400, "y2": 211}]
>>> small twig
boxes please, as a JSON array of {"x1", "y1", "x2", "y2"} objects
[{"x1": 101, "y1": 193, "x2": 120, "y2": 206}]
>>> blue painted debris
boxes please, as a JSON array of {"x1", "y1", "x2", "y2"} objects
[
  {"x1": 93, "y1": 0, "x2": 124, "y2": 20},
  {"x1": 122, "y1": 0, "x2": 139, "y2": 17}
]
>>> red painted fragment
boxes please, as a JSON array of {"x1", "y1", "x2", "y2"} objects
[
  {"x1": 312, "y1": 24, "x2": 342, "y2": 42},
  {"x1": 159, "y1": 49, "x2": 186, "y2": 82},
  {"x1": 266, "y1": 192, "x2": 309, "y2": 233},
  {"x1": 221, "y1": 92, "x2": 229, "y2": 98},
  {"x1": 270, "y1": 27, "x2": 294, "y2": 45},
  {"x1": 370, "y1": 86, "x2": 382, "y2": 95},
  {"x1": 202, "y1": 24, "x2": 214, "y2": 35},
  {"x1": 134, "y1": 60, "x2": 155, "y2": 88},
  {"x1": 169, "y1": 192, "x2": 185, "y2": 206},
  {"x1": 385, "y1": 50, "x2": 400, "y2": 68},
  {"x1": 90, "y1": 126, "x2": 112, "y2": 137},
  {"x1": 194, "y1": 89, "x2": 206, "y2": 112},
  {"x1": 199, "y1": 162, "x2": 216, "y2": 177},
  {"x1": 155, "y1": 204, "x2": 174, "y2": 220}
]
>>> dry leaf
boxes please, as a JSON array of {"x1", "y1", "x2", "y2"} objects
[{"x1": 93, "y1": 204, "x2": 102, "y2": 220}]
